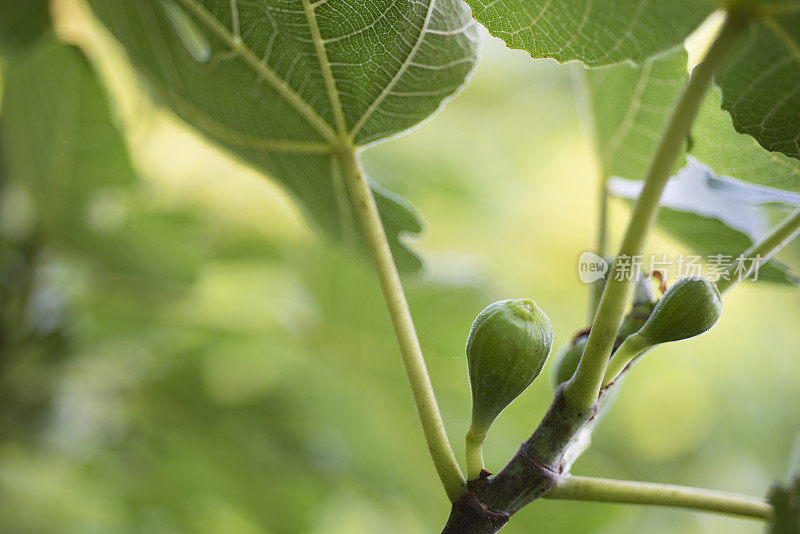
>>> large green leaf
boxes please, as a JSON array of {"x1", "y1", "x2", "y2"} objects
[
  {"x1": 86, "y1": 0, "x2": 480, "y2": 273},
  {"x1": 716, "y1": 11, "x2": 800, "y2": 162},
  {"x1": 464, "y1": 0, "x2": 712, "y2": 66},
  {"x1": 691, "y1": 88, "x2": 800, "y2": 192},
  {"x1": 579, "y1": 47, "x2": 688, "y2": 180}
]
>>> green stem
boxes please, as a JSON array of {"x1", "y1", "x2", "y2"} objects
[
  {"x1": 716, "y1": 207, "x2": 800, "y2": 294},
  {"x1": 465, "y1": 428, "x2": 486, "y2": 481},
  {"x1": 544, "y1": 475, "x2": 772, "y2": 520},
  {"x1": 589, "y1": 174, "x2": 610, "y2": 321},
  {"x1": 596, "y1": 174, "x2": 609, "y2": 263},
  {"x1": 564, "y1": 12, "x2": 747, "y2": 411},
  {"x1": 602, "y1": 333, "x2": 646, "y2": 387},
  {"x1": 337, "y1": 147, "x2": 466, "y2": 502}
]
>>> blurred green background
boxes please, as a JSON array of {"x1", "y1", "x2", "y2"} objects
[{"x1": 1, "y1": 2, "x2": 799, "y2": 533}]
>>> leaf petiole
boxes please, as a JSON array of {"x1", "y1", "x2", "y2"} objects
[
  {"x1": 716, "y1": 207, "x2": 800, "y2": 293},
  {"x1": 337, "y1": 146, "x2": 467, "y2": 502},
  {"x1": 544, "y1": 475, "x2": 772, "y2": 520}
]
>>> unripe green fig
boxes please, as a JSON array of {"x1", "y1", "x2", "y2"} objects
[
  {"x1": 467, "y1": 299, "x2": 553, "y2": 432},
  {"x1": 637, "y1": 276, "x2": 722, "y2": 346},
  {"x1": 550, "y1": 334, "x2": 587, "y2": 392},
  {"x1": 603, "y1": 276, "x2": 722, "y2": 386}
]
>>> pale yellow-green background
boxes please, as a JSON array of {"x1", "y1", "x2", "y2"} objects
[{"x1": 2, "y1": 2, "x2": 799, "y2": 533}]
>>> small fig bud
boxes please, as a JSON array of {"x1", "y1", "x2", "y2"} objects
[
  {"x1": 632, "y1": 271, "x2": 658, "y2": 308},
  {"x1": 603, "y1": 276, "x2": 722, "y2": 386},
  {"x1": 637, "y1": 276, "x2": 722, "y2": 346},
  {"x1": 550, "y1": 334, "x2": 587, "y2": 392},
  {"x1": 467, "y1": 299, "x2": 553, "y2": 432}
]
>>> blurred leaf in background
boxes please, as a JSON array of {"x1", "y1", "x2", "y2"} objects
[
  {"x1": 0, "y1": 0, "x2": 51, "y2": 53},
  {"x1": 609, "y1": 159, "x2": 800, "y2": 286},
  {"x1": 578, "y1": 39, "x2": 800, "y2": 287},
  {"x1": 0, "y1": 3, "x2": 799, "y2": 534}
]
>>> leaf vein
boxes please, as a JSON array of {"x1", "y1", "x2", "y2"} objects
[
  {"x1": 348, "y1": 0, "x2": 440, "y2": 140},
  {"x1": 173, "y1": 0, "x2": 338, "y2": 143}
]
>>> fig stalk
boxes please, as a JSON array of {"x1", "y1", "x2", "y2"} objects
[{"x1": 466, "y1": 429, "x2": 487, "y2": 481}]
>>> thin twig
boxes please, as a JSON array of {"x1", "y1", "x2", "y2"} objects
[{"x1": 545, "y1": 475, "x2": 772, "y2": 520}]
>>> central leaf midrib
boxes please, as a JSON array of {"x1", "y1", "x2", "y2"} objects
[
  {"x1": 302, "y1": 0, "x2": 357, "y2": 247},
  {"x1": 302, "y1": 0, "x2": 349, "y2": 139}
]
